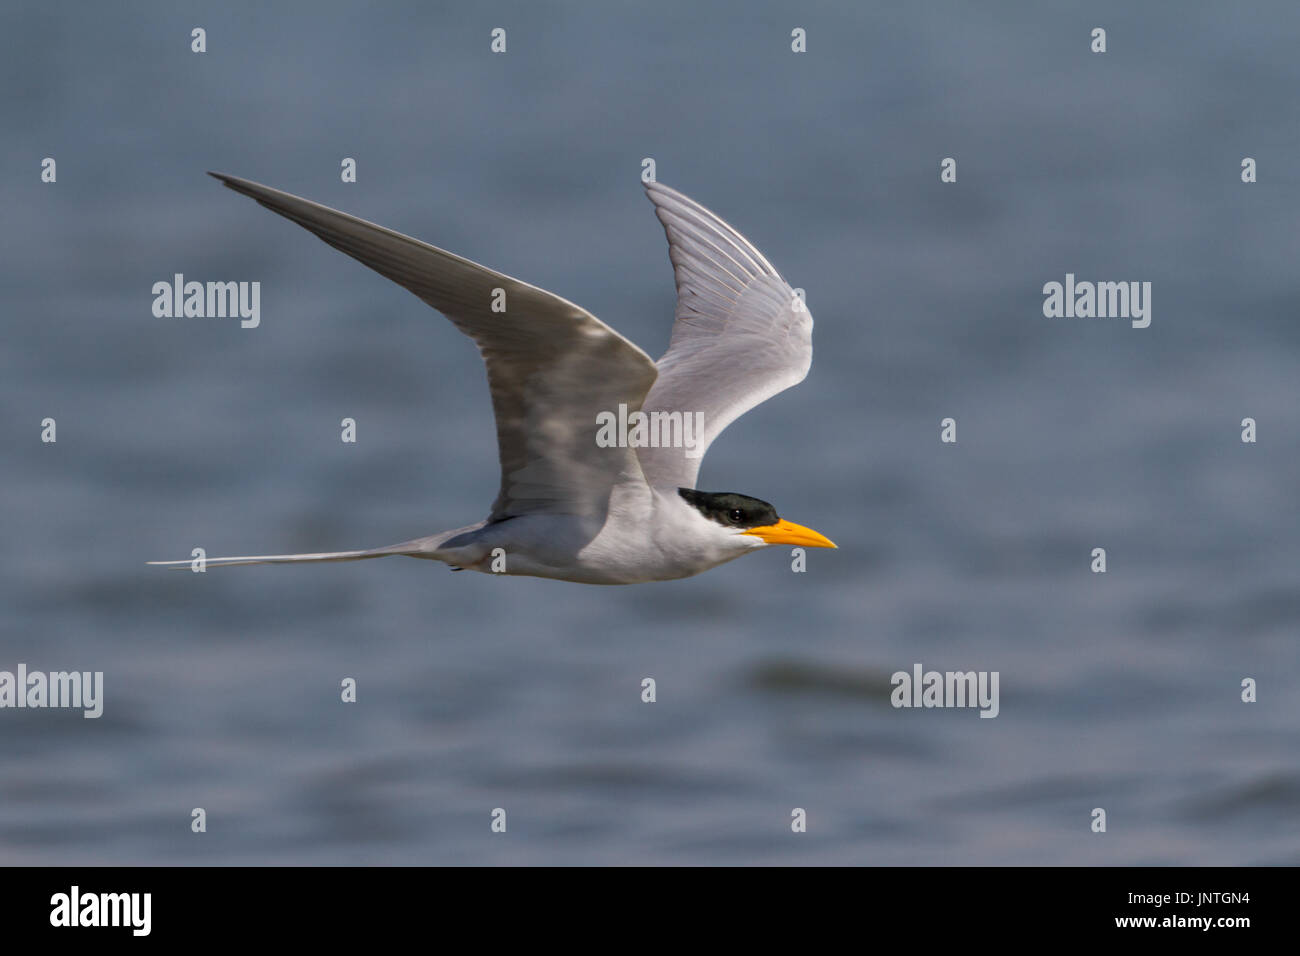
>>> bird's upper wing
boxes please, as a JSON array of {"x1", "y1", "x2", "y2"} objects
[
  {"x1": 210, "y1": 173, "x2": 659, "y2": 521},
  {"x1": 636, "y1": 181, "x2": 812, "y2": 490}
]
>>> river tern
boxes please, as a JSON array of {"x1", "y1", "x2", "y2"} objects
[{"x1": 150, "y1": 174, "x2": 836, "y2": 584}]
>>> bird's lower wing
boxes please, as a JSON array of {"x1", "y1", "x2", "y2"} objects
[
  {"x1": 210, "y1": 173, "x2": 659, "y2": 522},
  {"x1": 636, "y1": 182, "x2": 812, "y2": 491}
]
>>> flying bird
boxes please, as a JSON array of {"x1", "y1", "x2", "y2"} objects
[{"x1": 150, "y1": 173, "x2": 835, "y2": 584}]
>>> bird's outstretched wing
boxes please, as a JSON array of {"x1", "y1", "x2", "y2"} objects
[
  {"x1": 209, "y1": 173, "x2": 659, "y2": 521},
  {"x1": 636, "y1": 181, "x2": 812, "y2": 490}
]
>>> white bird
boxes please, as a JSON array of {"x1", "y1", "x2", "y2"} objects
[{"x1": 150, "y1": 173, "x2": 836, "y2": 584}]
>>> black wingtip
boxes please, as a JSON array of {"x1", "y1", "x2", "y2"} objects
[
  {"x1": 207, "y1": 172, "x2": 264, "y2": 202},
  {"x1": 207, "y1": 171, "x2": 246, "y2": 191}
]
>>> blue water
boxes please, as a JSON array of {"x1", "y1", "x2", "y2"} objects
[{"x1": 1, "y1": 1, "x2": 1297, "y2": 864}]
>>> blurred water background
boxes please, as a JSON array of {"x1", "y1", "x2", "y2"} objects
[{"x1": 1, "y1": 1, "x2": 1297, "y2": 864}]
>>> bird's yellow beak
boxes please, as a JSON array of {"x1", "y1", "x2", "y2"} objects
[{"x1": 742, "y1": 518, "x2": 837, "y2": 549}]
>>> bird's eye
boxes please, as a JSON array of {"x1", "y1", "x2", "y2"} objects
[{"x1": 729, "y1": 509, "x2": 745, "y2": 524}]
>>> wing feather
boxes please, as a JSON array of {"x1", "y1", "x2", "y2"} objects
[
  {"x1": 209, "y1": 173, "x2": 659, "y2": 521},
  {"x1": 637, "y1": 181, "x2": 812, "y2": 489}
]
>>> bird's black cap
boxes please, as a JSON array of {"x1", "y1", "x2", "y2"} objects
[{"x1": 678, "y1": 489, "x2": 779, "y2": 529}]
